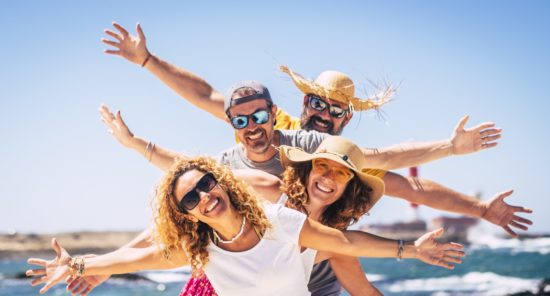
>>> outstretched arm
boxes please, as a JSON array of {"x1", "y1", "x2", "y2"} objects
[
  {"x1": 383, "y1": 172, "x2": 533, "y2": 237},
  {"x1": 26, "y1": 238, "x2": 188, "y2": 294},
  {"x1": 100, "y1": 104, "x2": 184, "y2": 172},
  {"x1": 328, "y1": 255, "x2": 382, "y2": 296},
  {"x1": 102, "y1": 22, "x2": 226, "y2": 120},
  {"x1": 362, "y1": 115, "x2": 501, "y2": 170},
  {"x1": 299, "y1": 219, "x2": 464, "y2": 269}
]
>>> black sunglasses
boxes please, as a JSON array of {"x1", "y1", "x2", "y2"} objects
[
  {"x1": 307, "y1": 95, "x2": 349, "y2": 118},
  {"x1": 177, "y1": 172, "x2": 218, "y2": 212},
  {"x1": 230, "y1": 109, "x2": 271, "y2": 129}
]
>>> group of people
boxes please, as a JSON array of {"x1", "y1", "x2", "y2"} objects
[{"x1": 26, "y1": 22, "x2": 533, "y2": 296}]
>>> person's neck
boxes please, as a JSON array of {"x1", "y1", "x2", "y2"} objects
[
  {"x1": 305, "y1": 203, "x2": 328, "y2": 223},
  {"x1": 210, "y1": 213, "x2": 245, "y2": 241}
]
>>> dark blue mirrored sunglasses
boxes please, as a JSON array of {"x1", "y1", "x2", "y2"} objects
[{"x1": 230, "y1": 109, "x2": 270, "y2": 129}]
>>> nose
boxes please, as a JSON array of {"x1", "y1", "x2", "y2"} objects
[
  {"x1": 198, "y1": 191, "x2": 211, "y2": 204},
  {"x1": 321, "y1": 169, "x2": 336, "y2": 181},
  {"x1": 316, "y1": 108, "x2": 331, "y2": 121}
]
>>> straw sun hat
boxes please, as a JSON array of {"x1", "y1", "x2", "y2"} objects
[
  {"x1": 279, "y1": 136, "x2": 385, "y2": 206},
  {"x1": 279, "y1": 65, "x2": 395, "y2": 112}
]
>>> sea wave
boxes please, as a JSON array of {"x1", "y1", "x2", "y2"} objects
[
  {"x1": 467, "y1": 226, "x2": 550, "y2": 255},
  {"x1": 385, "y1": 271, "x2": 539, "y2": 295}
]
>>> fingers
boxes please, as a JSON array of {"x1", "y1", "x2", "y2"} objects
[
  {"x1": 498, "y1": 189, "x2": 514, "y2": 200},
  {"x1": 480, "y1": 127, "x2": 502, "y2": 137},
  {"x1": 67, "y1": 276, "x2": 84, "y2": 292},
  {"x1": 26, "y1": 269, "x2": 46, "y2": 276},
  {"x1": 513, "y1": 215, "x2": 533, "y2": 225},
  {"x1": 502, "y1": 225, "x2": 518, "y2": 237},
  {"x1": 444, "y1": 242, "x2": 464, "y2": 251},
  {"x1": 455, "y1": 115, "x2": 469, "y2": 131},
  {"x1": 430, "y1": 257, "x2": 455, "y2": 269},
  {"x1": 31, "y1": 276, "x2": 48, "y2": 286},
  {"x1": 104, "y1": 29, "x2": 122, "y2": 41},
  {"x1": 481, "y1": 142, "x2": 498, "y2": 149},
  {"x1": 71, "y1": 280, "x2": 89, "y2": 295},
  {"x1": 431, "y1": 227, "x2": 445, "y2": 238},
  {"x1": 81, "y1": 285, "x2": 93, "y2": 296},
  {"x1": 136, "y1": 23, "x2": 145, "y2": 40},
  {"x1": 481, "y1": 134, "x2": 501, "y2": 143},
  {"x1": 27, "y1": 258, "x2": 47, "y2": 267},
  {"x1": 509, "y1": 221, "x2": 529, "y2": 231},
  {"x1": 472, "y1": 122, "x2": 496, "y2": 132},
  {"x1": 101, "y1": 38, "x2": 119, "y2": 48},
  {"x1": 443, "y1": 255, "x2": 463, "y2": 264},
  {"x1": 51, "y1": 238, "x2": 62, "y2": 257},
  {"x1": 112, "y1": 22, "x2": 129, "y2": 37},
  {"x1": 104, "y1": 49, "x2": 121, "y2": 56},
  {"x1": 444, "y1": 249, "x2": 465, "y2": 258}
]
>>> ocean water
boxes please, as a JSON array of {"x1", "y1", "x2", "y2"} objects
[{"x1": 2, "y1": 237, "x2": 549, "y2": 296}]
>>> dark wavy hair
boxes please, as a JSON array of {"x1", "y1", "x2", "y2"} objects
[{"x1": 281, "y1": 161, "x2": 374, "y2": 230}]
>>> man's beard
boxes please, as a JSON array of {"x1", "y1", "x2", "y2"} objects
[
  {"x1": 243, "y1": 127, "x2": 271, "y2": 154},
  {"x1": 300, "y1": 109, "x2": 343, "y2": 135}
]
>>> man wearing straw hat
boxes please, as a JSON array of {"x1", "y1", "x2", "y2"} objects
[{"x1": 90, "y1": 22, "x2": 532, "y2": 296}]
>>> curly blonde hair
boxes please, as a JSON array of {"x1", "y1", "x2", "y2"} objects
[
  {"x1": 151, "y1": 156, "x2": 271, "y2": 272},
  {"x1": 281, "y1": 161, "x2": 374, "y2": 230}
]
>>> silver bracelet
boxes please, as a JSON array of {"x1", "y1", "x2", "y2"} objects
[{"x1": 397, "y1": 239, "x2": 404, "y2": 261}]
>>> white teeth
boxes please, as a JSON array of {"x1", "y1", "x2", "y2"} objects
[
  {"x1": 314, "y1": 119, "x2": 328, "y2": 128},
  {"x1": 206, "y1": 198, "x2": 219, "y2": 213},
  {"x1": 316, "y1": 182, "x2": 334, "y2": 193},
  {"x1": 247, "y1": 130, "x2": 263, "y2": 140}
]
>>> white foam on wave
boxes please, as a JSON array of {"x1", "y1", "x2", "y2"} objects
[
  {"x1": 365, "y1": 273, "x2": 386, "y2": 281},
  {"x1": 386, "y1": 272, "x2": 539, "y2": 295},
  {"x1": 140, "y1": 266, "x2": 192, "y2": 283},
  {"x1": 467, "y1": 224, "x2": 550, "y2": 254}
]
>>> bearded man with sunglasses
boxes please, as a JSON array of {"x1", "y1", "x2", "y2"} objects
[{"x1": 85, "y1": 22, "x2": 533, "y2": 296}]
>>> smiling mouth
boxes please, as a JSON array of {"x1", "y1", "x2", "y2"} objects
[
  {"x1": 315, "y1": 182, "x2": 334, "y2": 193},
  {"x1": 311, "y1": 117, "x2": 332, "y2": 131},
  {"x1": 245, "y1": 129, "x2": 264, "y2": 141},
  {"x1": 204, "y1": 197, "x2": 220, "y2": 214}
]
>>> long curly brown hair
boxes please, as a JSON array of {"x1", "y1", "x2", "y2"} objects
[
  {"x1": 151, "y1": 156, "x2": 271, "y2": 272},
  {"x1": 281, "y1": 161, "x2": 374, "y2": 230}
]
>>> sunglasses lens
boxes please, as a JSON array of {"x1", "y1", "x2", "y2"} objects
[
  {"x1": 180, "y1": 191, "x2": 200, "y2": 211},
  {"x1": 251, "y1": 110, "x2": 269, "y2": 125},
  {"x1": 197, "y1": 173, "x2": 217, "y2": 192},
  {"x1": 231, "y1": 116, "x2": 249, "y2": 129},
  {"x1": 309, "y1": 96, "x2": 326, "y2": 111},
  {"x1": 329, "y1": 107, "x2": 346, "y2": 118}
]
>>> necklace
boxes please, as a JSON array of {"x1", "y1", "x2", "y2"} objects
[{"x1": 213, "y1": 216, "x2": 247, "y2": 244}]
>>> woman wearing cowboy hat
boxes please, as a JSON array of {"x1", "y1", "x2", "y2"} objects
[
  {"x1": 182, "y1": 136, "x2": 469, "y2": 296},
  {"x1": 27, "y1": 156, "x2": 463, "y2": 296}
]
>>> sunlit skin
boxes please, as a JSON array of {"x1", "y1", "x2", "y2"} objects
[
  {"x1": 173, "y1": 170, "x2": 259, "y2": 252},
  {"x1": 300, "y1": 95, "x2": 353, "y2": 135},
  {"x1": 305, "y1": 159, "x2": 354, "y2": 221},
  {"x1": 227, "y1": 99, "x2": 278, "y2": 162}
]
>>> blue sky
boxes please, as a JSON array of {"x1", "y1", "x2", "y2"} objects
[{"x1": 1, "y1": 1, "x2": 549, "y2": 234}]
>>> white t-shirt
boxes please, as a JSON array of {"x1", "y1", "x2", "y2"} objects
[
  {"x1": 276, "y1": 194, "x2": 318, "y2": 279},
  {"x1": 204, "y1": 203, "x2": 311, "y2": 296}
]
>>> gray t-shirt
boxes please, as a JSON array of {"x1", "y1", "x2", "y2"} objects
[{"x1": 217, "y1": 129, "x2": 327, "y2": 176}]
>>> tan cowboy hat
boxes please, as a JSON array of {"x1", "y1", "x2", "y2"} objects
[
  {"x1": 279, "y1": 65, "x2": 395, "y2": 112},
  {"x1": 279, "y1": 136, "x2": 385, "y2": 207}
]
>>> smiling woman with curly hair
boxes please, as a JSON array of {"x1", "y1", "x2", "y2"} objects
[{"x1": 27, "y1": 155, "x2": 464, "y2": 296}]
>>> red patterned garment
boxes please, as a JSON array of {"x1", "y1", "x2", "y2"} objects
[{"x1": 180, "y1": 274, "x2": 218, "y2": 296}]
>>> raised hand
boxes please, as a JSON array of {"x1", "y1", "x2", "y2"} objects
[
  {"x1": 99, "y1": 104, "x2": 135, "y2": 148},
  {"x1": 414, "y1": 228, "x2": 465, "y2": 269},
  {"x1": 102, "y1": 22, "x2": 150, "y2": 65},
  {"x1": 451, "y1": 115, "x2": 502, "y2": 155},
  {"x1": 66, "y1": 273, "x2": 110, "y2": 296},
  {"x1": 26, "y1": 238, "x2": 72, "y2": 294},
  {"x1": 481, "y1": 189, "x2": 533, "y2": 237}
]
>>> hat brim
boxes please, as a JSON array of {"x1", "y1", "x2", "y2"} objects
[{"x1": 280, "y1": 146, "x2": 385, "y2": 208}]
